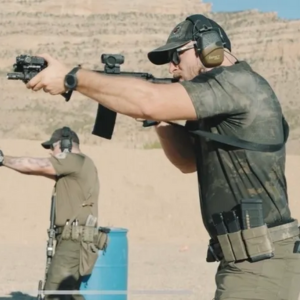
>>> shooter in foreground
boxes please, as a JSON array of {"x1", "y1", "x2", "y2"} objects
[
  {"x1": 0, "y1": 127, "x2": 104, "y2": 300},
  {"x1": 22, "y1": 13, "x2": 300, "y2": 300}
]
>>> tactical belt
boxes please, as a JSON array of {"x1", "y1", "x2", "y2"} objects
[
  {"x1": 55, "y1": 225, "x2": 109, "y2": 250},
  {"x1": 207, "y1": 219, "x2": 300, "y2": 263}
]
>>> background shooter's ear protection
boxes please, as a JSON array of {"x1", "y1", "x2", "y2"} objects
[
  {"x1": 185, "y1": 14, "x2": 226, "y2": 68},
  {"x1": 60, "y1": 127, "x2": 73, "y2": 152}
]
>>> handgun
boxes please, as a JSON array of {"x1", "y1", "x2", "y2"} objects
[{"x1": 7, "y1": 54, "x2": 73, "y2": 101}]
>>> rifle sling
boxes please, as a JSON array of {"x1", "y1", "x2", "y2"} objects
[
  {"x1": 166, "y1": 116, "x2": 289, "y2": 152},
  {"x1": 65, "y1": 174, "x2": 97, "y2": 227}
]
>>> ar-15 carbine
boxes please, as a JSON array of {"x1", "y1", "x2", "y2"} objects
[{"x1": 7, "y1": 53, "x2": 177, "y2": 139}]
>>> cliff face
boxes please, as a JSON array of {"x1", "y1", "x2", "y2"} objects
[
  {"x1": 0, "y1": 0, "x2": 299, "y2": 152},
  {"x1": 0, "y1": 0, "x2": 212, "y2": 14}
]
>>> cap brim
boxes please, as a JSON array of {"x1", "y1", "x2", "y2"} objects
[
  {"x1": 41, "y1": 140, "x2": 53, "y2": 149},
  {"x1": 147, "y1": 40, "x2": 190, "y2": 65}
]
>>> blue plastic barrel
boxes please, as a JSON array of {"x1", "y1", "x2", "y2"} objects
[{"x1": 79, "y1": 227, "x2": 129, "y2": 300}]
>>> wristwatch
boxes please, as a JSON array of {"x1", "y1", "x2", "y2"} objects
[
  {"x1": 0, "y1": 150, "x2": 4, "y2": 166},
  {"x1": 64, "y1": 66, "x2": 81, "y2": 91}
]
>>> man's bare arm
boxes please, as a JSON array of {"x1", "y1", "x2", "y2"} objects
[
  {"x1": 25, "y1": 54, "x2": 199, "y2": 122},
  {"x1": 3, "y1": 156, "x2": 56, "y2": 178},
  {"x1": 75, "y1": 69, "x2": 198, "y2": 121},
  {"x1": 155, "y1": 123, "x2": 197, "y2": 173}
]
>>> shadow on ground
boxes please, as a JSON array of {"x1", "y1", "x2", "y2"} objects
[{"x1": 0, "y1": 292, "x2": 37, "y2": 300}]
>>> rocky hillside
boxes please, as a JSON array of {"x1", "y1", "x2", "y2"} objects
[{"x1": 0, "y1": 0, "x2": 299, "y2": 152}]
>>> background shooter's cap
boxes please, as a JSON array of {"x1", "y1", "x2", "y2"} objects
[
  {"x1": 41, "y1": 127, "x2": 80, "y2": 149},
  {"x1": 147, "y1": 15, "x2": 231, "y2": 65}
]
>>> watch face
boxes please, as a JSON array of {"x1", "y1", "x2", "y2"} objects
[
  {"x1": 64, "y1": 67, "x2": 80, "y2": 90},
  {"x1": 65, "y1": 75, "x2": 76, "y2": 88}
]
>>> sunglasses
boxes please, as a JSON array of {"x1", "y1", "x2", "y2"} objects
[{"x1": 168, "y1": 42, "x2": 196, "y2": 65}]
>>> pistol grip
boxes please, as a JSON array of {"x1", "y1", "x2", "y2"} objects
[{"x1": 62, "y1": 90, "x2": 73, "y2": 102}]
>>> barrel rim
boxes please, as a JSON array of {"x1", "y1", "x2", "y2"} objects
[{"x1": 99, "y1": 226, "x2": 128, "y2": 233}]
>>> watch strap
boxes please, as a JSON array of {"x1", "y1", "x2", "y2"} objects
[{"x1": 69, "y1": 66, "x2": 81, "y2": 75}]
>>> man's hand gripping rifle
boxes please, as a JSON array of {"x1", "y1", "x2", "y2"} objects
[{"x1": 6, "y1": 55, "x2": 73, "y2": 101}]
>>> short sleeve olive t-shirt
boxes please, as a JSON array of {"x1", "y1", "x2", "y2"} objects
[
  {"x1": 180, "y1": 61, "x2": 292, "y2": 238},
  {"x1": 49, "y1": 152, "x2": 99, "y2": 226}
]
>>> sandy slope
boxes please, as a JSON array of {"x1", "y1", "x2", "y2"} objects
[{"x1": 0, "y1": 139, "x2": 299, "y2": 300}]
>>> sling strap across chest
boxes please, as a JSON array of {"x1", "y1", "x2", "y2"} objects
[{"x1": 166, "y1": 116, "x2": 289, "y2": 152}]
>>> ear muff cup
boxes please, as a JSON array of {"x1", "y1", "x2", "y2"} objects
[{"x1": 185, "y1": 14, "x2": 225, "y2": 68}]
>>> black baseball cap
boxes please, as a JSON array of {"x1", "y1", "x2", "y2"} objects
[
  {"x1": 41, "y1": 127, "x2": 80, "y2": 149},
  {"x1": 147, "y1": 14, "x2": 231, "y2": 65}
]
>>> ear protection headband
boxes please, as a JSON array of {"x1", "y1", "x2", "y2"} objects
[
  {"x1": 185, "y1": 14, "x2": 225, "y2": 68},
  {"x1": 60, "y1": 126, "x2": 73, "y2": 152}
]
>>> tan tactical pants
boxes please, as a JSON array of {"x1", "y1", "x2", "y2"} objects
[
  {"x1": 44, "y1": 237, "x2": 84, "y2": 300},
  {"x1": 213, "y1": 236, "x2": 300, "y2": 300}
]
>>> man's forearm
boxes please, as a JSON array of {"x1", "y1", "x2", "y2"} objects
[
  {"x1": 155, "y1": 123, "x2": 197, "y2": 173},
  {"x1": 3, "y1": 156, "x2": 53, "y2": 174},
  {"x1": 76, "y1": 69, "x2": 157, "y2": 119}
]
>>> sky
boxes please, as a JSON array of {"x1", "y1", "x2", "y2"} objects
[{"x1": 203, "y1": 0, "x2": 300, "y2": 20}]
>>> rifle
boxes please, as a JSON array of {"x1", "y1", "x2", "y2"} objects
[
  {"x1": 37, "y1": 192, "x2": 56, "y2": 300},
  {"x1": 7, "y1": 54, "x2": 177, "y2": 139}
]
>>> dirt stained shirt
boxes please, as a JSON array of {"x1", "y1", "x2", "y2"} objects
[
  {"x1": 179, "y1": 61, "x2": 292, "y2": 238},
  {"x1": 48, "y1": 152, "x2": 99, "y2": 226}
]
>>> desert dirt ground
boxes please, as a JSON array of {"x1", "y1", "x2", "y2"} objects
[{"x1": 0, "y1": 139, "x2": 300, "y2": 300}]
